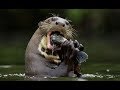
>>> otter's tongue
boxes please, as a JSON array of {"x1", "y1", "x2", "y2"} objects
[{"x1": 47, "y1": 32, "x2": 53, "y2": 49}]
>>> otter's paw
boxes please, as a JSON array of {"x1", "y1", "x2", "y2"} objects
[
  {"x1": 74, "y1": 71, "x2": 82, "y2": 78},
  {"x1": 59, "y1": 40, "x2": 78, "y2": 62},
  {"x1": 73, "y1": 40, "x2": 84, "y2": 51}
]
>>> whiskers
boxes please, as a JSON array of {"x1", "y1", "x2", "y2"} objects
[
  {"x1": 40, "y1": 20, "x2": 77, "y2": 39},
  {"x1": 66, "y1": 26, "x2": 78, "y2": 39},
  {"x1": 49, "y1": 13, "x2": 59, "y2": 17},
  {"x1": 71, "y1": 28, "x2": 78, "y2": 39}
]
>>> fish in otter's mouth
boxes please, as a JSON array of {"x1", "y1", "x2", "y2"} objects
[{"x1": 47, "y1": 30, "x2": 67, "y2": 50}]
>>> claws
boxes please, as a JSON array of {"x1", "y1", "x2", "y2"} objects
[{"x1": 73, "y1": 40, "x2": 84, "y2": 51}]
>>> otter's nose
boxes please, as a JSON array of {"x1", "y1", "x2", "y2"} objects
[{"x1": 55, "y1": 21, "x2": 65, "y2": 27}]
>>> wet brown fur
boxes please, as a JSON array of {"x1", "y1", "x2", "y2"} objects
[{"x1": 25, "y1": 16, "x2": 81, "y2": 77}]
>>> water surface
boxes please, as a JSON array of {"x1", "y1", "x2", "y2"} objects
[{"x1": 0, "y1": 63, "x2": 120, "y2": 81}]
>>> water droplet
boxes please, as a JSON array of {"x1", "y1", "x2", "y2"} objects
[
  {"x1": 0, "y1": 65, "x2": 12, "y2": 68},
  {"x1": 96, "y1": 72, "x2": 99, "y2": 74},
  {"x1": 106, "y1": 69, "x2": 110, "y2": 72},
  {"x1": 3, "y1": 75, "x2": 8, "y2": 77},
  {"x1": 44, "y1": 76, "x2": 47, "y2": 78}
]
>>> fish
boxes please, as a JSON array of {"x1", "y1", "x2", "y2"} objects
[{"x1": 50, "y1": 34, "x2": 88, "y2": 64}]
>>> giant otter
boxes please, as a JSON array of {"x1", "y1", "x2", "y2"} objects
[{"x1": 25, "y1": 16, "x2": 87, "y2": 80}]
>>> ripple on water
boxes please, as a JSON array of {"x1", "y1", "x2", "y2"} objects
[
  {"x1": 82, "y1": 73, "x2": 120, "y2": 80},
  {"x1": 0, "y1": 73, "x2": 119, "y2": 81},
  {"x1": 82, "y1": 74, "x2": 103, "y2": 78},
  {"x1": 0, "y1": 65, "x2": 12, "y2": 68},
  {"x1": 0, "y1": 73, "x2": 25, "y2": 78}
]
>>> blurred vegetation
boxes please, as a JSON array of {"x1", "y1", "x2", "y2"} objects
[{"x1": 0, "y1": 9, "x2": 120, "y2": 65}]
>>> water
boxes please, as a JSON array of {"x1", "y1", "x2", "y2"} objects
[{"x1": 0, "y1": 63, "x2": 120, "y2": 81}]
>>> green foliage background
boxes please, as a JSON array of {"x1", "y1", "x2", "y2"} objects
[{"x1": 0, "y1": 9, "x2": 120, "y2": 65}]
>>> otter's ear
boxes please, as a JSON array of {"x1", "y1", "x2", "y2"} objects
[
  {"x1": 38, "y1": 21, "x2": 41, "y2": 26},
  {"x1": 38, "y1": 21, "x2": 43, "y2": 27},
  {"x1": 44, "y1": 18, "x2": 51, "y2": 23}
]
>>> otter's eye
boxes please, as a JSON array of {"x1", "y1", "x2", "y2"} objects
[
  {"x1": 51, "y1": 17, "x2": 57, "y2": 21},
  {"x1": 65, "y1": 21, "x2": 69, "y2": 25}
]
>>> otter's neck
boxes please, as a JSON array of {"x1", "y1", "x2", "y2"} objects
[{"x1": 26, "y1": 28, "x2": 43, "y2": 54}]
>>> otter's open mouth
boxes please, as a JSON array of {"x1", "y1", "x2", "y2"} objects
[{"x1": 47, "y1": 31, "x2": 66, "y2": 50}]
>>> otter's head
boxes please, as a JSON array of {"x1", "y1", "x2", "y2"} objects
[{"x1": 38, "y1": 16, "x2": 75, "y2": 50}]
